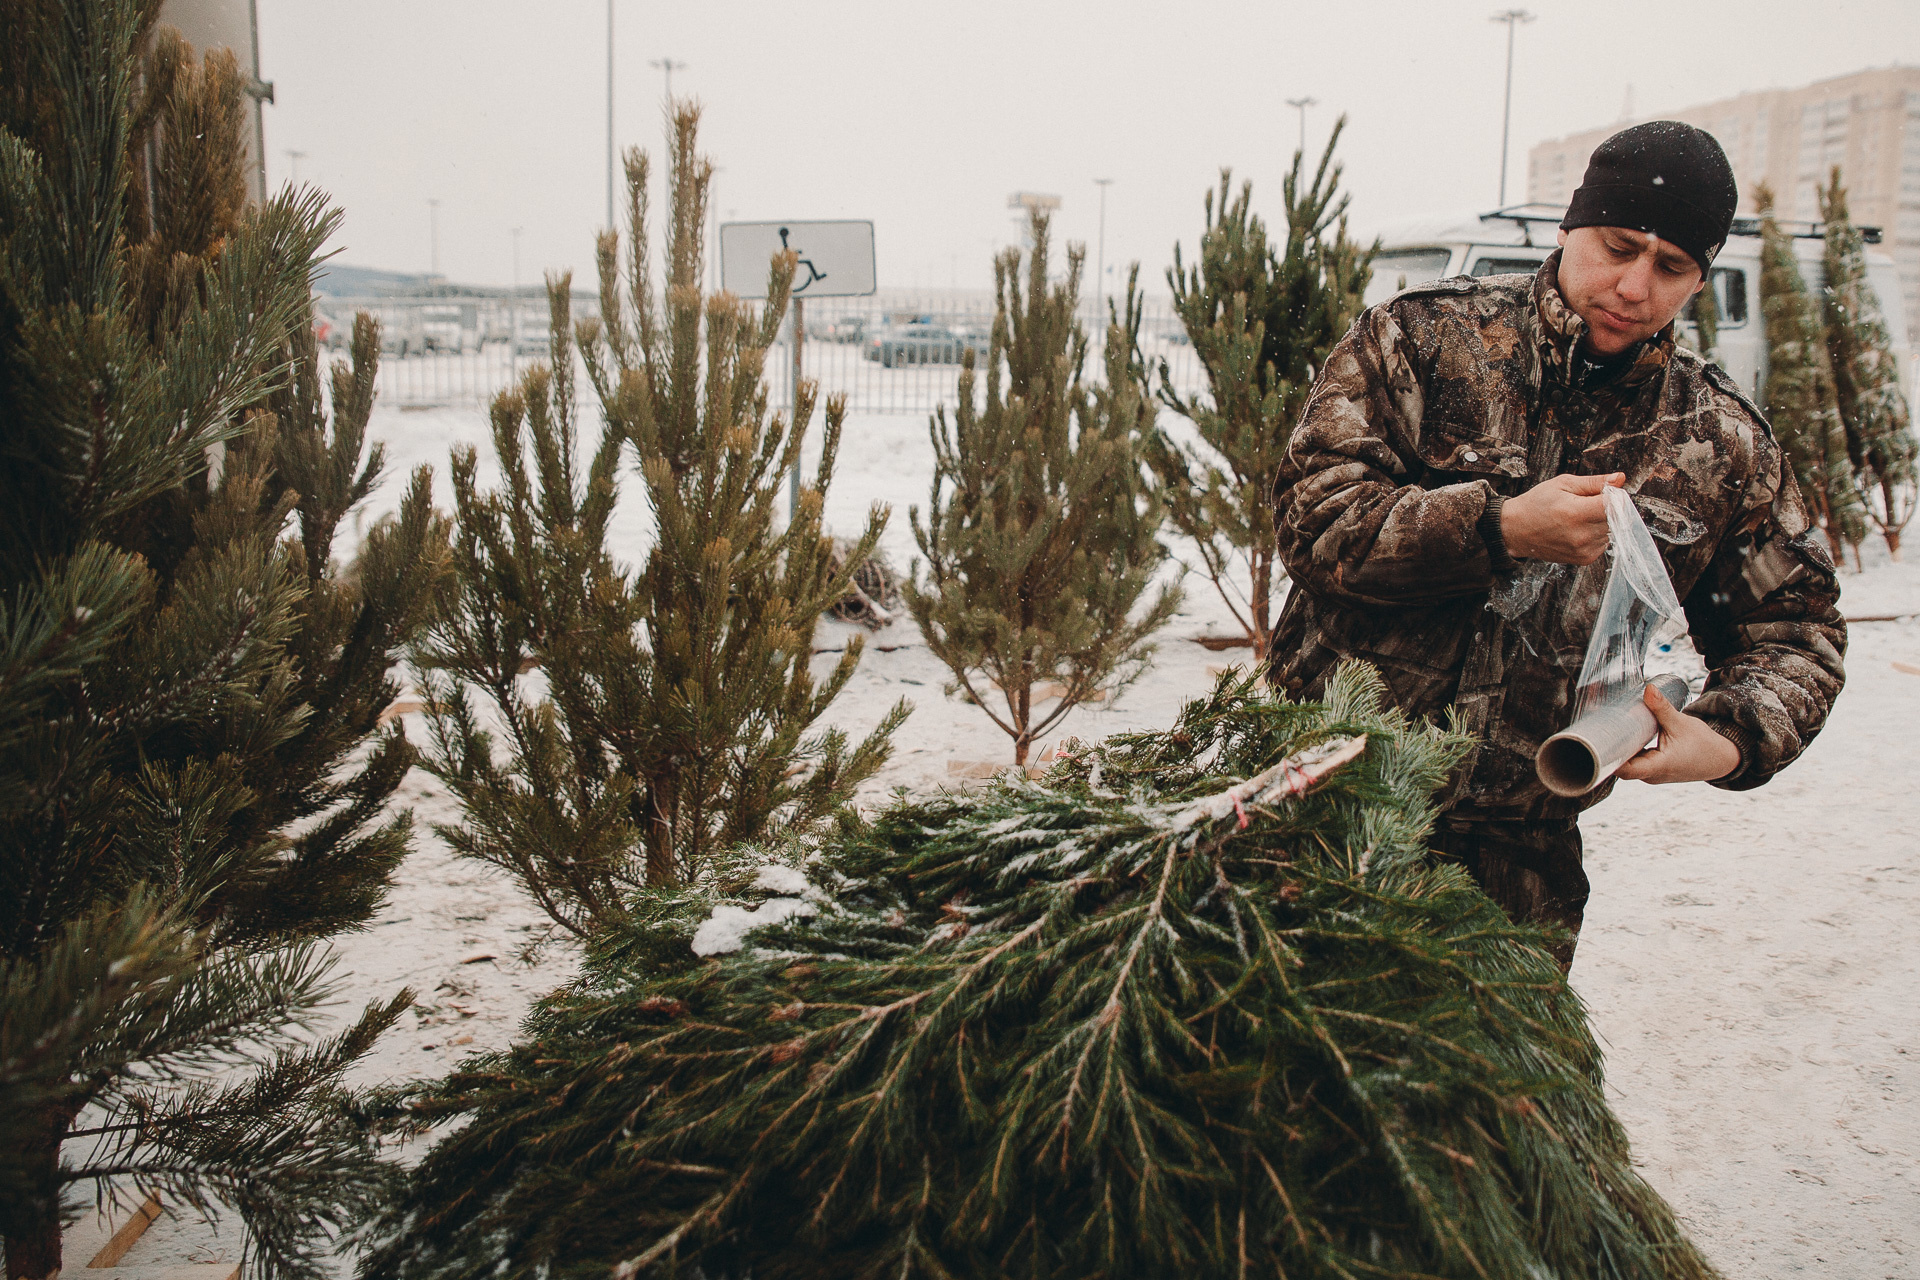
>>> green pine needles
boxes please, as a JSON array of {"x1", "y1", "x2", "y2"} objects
[
  {"x1": 1, "y1": 1, "x2": 445, "y2": 1275},
  {"x1": 365, "y1": 664, "x2": 1718, "y2": 1280},
  {"x1": 419, "y1": 104, "x2": 905, "y2": 935},
  {"x1": 1755, "y1": 182, "x2": 1868, "y2": 560},
  {"x1": 906, "y1": 213, "x2": 1178, "y2": 766},
  {"x1": 1149, "y1": 119, "x2": 1375, "y2": 659},
  {"x1": 1819, "y1": 169, "x2": 1918, "y2": 556},
  {"x1": 1683, "y1": 272, "x2": 1720, "y2": 366}
]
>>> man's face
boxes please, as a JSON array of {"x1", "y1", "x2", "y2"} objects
[{"x1": 1554, "y1": 226, "x2": 1706, "y2": 356}]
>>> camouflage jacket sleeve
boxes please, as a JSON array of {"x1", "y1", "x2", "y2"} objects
[
  {"x1": 1680, "y1": 422, "x2": 1846, "y2": 791},
  {"x1": 1274, "y1": 302, "x2": 1508, "y2": 608}
]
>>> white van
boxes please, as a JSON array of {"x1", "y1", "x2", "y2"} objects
[{"x1": 1363, "y1": 204, "x2": 1912, "y2": 407}]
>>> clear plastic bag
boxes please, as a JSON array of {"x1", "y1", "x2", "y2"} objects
[{"x1": 1571, "y1": 486, "x2": 1687, "y2": 719}]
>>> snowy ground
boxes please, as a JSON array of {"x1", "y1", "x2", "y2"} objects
[{"x1": 149, "y1": 403, "x2": 1918, "y2": 1278}]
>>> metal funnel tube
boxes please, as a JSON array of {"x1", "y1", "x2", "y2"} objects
[{"x1": 1535, "y1": 674, "x2": 1691, "y2": 797}]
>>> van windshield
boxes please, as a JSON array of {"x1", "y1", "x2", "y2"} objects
[{"x1": 1364, "y1": 249, "x2": 1451, "y2": 307}]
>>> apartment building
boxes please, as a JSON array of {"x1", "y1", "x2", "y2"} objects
[{"x1": 1528, "y1": 66, "x2": 1920, "y2": 345}]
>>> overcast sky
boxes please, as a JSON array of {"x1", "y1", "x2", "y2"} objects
[{"x1": 257, "y1": 0, "x2": 1919, "y2": 295}]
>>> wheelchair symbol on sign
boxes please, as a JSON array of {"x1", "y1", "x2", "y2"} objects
[{"x1": 779, "y1": 227, "x2": 828, "y2": 293}]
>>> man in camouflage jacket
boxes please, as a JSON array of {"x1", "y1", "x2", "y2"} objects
[{"x1": 1267, "y1": 121, "x2": 1845, "y2": 968}]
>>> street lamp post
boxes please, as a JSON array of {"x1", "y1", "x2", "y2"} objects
[
  {"x1": 706, "y1": 167, "x2": 723, "y2": 291},
  {"x1": 1285, "y1": 96, "x2": 1317, "y2": 157},
  {"x1": 1093, "y1": 178, "x2": 1114, "y2": 333},
  {"x1": 651, "y1": 56, "x2": 687, "y2": 103},
  {"x1": 1490, "y1": 9, "x2": 1536, "y2": 207},
  {"x1": 606, "y1": 0, "x2": 615, "y2": 229},
  {"x1": 510, "y1": 225, "x2": 525, "y2": 370},
  {"x1": 285, "y1": 148, "x2": 305, "y2": 185}
]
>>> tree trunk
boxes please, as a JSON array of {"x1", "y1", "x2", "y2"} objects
[
  {"x1": 5, "y1": 1099, "x2": 81, "y2": 1280},
  {"x1": 644, "y1": 775, "x2": 678, "y2": 887},
  {"x1": 1250, "y1": 546, "x2": 1273, "y2": 663},
  {"x1": 1881, "y1": 478, "x2": 1903, "y2": 560}
]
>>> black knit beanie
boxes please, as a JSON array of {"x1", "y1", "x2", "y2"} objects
[{"x1": 1560, "y1": 121, "x2": 1738, "y2": 277}]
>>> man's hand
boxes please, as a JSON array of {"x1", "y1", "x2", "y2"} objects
[
  {"x1": 1500, "y1": 472, "x2": 1626, "y2": 564},
  {"x1": 1614, "y1": 684, "x2": 1741, "y2": 784}
]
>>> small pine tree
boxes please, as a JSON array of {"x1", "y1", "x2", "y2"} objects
[
  {"x1": 0, "y1": 4, "x2": 443, "y2": 1275},
  {"x1": 1148, "y1": 120, "x2": 1375, "y2": 659},
  {"x1": 419, "y1": 106, "x2": 904, "y2": 937},
  {"x1": 1755, "y1": 183, "x2": 1865, "y2": 561},
  {"x1": 905, "y1": 214, "x2": 1179, "y2": 766},
  {"x1": 363, "y1": 666, "x2": 1721, "y2": 1280},
  {"x1": 1684, "y1": 269, "x2": 1721, "y2": 365},
  {"x1": 1819, "y1": 168, "x2": 1918, "y2": 557}
]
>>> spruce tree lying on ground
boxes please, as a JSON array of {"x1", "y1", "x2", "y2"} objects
[{"x1": 365, "y1": 665, "x2": 1719, "y2": 1280}]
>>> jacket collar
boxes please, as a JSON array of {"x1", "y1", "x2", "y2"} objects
[{"x1": 1529, "y1": 250, "x2": 1673, "y2": 393}]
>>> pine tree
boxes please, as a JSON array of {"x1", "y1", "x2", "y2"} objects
[
  {"x1": 1755, "y1": 183, "x2": 1865, "y2": 561},
  {"x1": 418, "y1": 106, "x2": 904, "y2": 938},
  {"x1": 1818, "y1": 168, "x2": 1918, "y2": 557},
  {"x1": 1684, "y1": 269, "x2": 1721, "y2": 365},
  {"x1": 905, "y1": 214, "x2": 1179, "y2": 767},
  {"x1": 1148, "y1": 120, "x2": 1375, "y2": 659},
  {"x1": 363, "y1": 664, "x2": 1721, "y2": 1280},
  {"x1": 0, "y1": 3, "x2": 443, "y2": 1274}
]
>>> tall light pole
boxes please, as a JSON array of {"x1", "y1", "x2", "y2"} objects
[
  {"x1": 1093, "y1": 178, "x2": 1114, "y2": 332},
  {"x1": 427, "y1": 198, "x2": 441, "y2": 276},
  {"x1": 1491, "y1": 9, "x2": 1535, "y2": 207},
  {"x1": 510, "y1": 225, "x2": 525, "y2": 369},
  {"x1": 706, "y1": 167, "x2": 722, "y2": 291},
  {"x1": 606, "y1": 0, "x2": 615, "y2": 229},
  {"x1": 285, "y1": 148, "x2": 305, "y2": 185},
  {"x1": 1285, "y1": 96, "x2": 1317, "y2": 157},
  {"x1": 651, "y1": 56, "x2": 687, "y2": 103}
]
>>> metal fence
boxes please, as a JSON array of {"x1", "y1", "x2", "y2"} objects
[{"x1": 320, "y1": 291, "x2": 1208, "y2": 414}]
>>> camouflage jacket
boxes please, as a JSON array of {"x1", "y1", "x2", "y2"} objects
[{"x1": 1268, "y1": 252, "x2": 1846, "y2": 825}]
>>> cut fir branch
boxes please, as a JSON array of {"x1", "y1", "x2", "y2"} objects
[
  {"x1": 419, "y1": 103, "x2": 905, "y2": 936},
  {"x1": 364, "y1": 665, "x2": 1721, "y2": 1280},
  {"x1": 1149, "y1": 118, "x2": 1375, "y2": 660},
  {"x1": 907, "y1": 213, "x2": 1179, "y2": 766}
]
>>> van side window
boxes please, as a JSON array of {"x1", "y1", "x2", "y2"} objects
[
  {"x1": 1685, "y1": 268, "x2": 1749, "y2": 327},
  {"x1": 1468, "y1": 256, "x2": 1546, "y2": 277},
  {"x1": 1716, "y1": 268, "x2": 1748, "y2": 325}
]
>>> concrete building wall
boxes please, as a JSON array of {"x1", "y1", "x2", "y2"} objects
[
  {"x1": 157, "y1": 0, "x2": 269, "y2": 203},
  {"x1": 1528, "y1": 67, "x2": 1920, "y2": 345}
]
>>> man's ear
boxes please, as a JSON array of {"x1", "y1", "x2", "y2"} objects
[{"x1": 1556, "y1": 228, "x2": 1569, "y2": 247}]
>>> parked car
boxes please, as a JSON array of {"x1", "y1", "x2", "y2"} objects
[
  {"x1": 871, "y1": 323, "x2": 969, "y2": 368},
  {"x1": 816, "y1": 315, "x2": 867, "y2": 344},
  {"x1": 510, "y1": 307, "x2": 552, "y2": 357},
  {"x1": 420, "y1": 303, "x2": 476, "y2": 354},
  {"x1": 374, "y1": 305, "x2": 426, "y2": 357},
  {"x1": 952, "y1": 323, "x2": 993, "y2": 357},
  {"x1": 1363, "y1": 203, "x2": 1911, "y2": 405}
]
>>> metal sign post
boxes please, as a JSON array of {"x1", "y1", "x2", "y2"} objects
[
  {"x1": 719, "y1": 221, "x2": 876, "y2": 522},
  {"x1": 790, "y1": 297, "x2": 803, "y2": 515}
]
